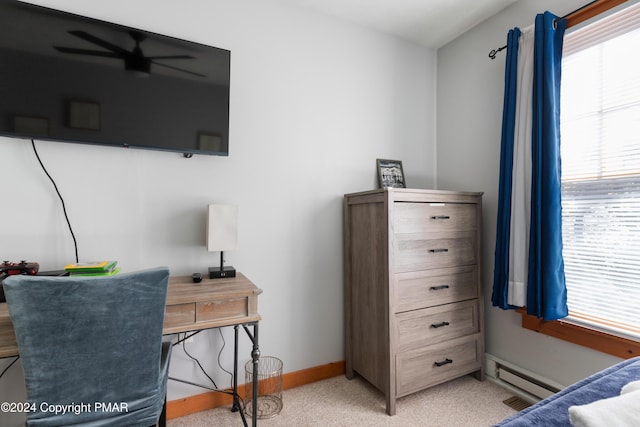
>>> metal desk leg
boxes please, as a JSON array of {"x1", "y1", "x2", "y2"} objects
[
  {"x1": 168, "y1": 326, "x2": 259, "y2": 427},
  {"x1": 251, "y1": 323, "x2": 259, "y2": 427},
  {"x1": 234, "y1": 324, "x2": 251, "y2": 427},
  {"x1": 243, "y1": 323, "x2": 260, "y2": 427},
  {"x1": 231, "y1": 325, "x2": 241, "y2": 413}
]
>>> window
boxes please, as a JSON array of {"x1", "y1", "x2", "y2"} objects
[{"x1": 560, "y1": 3, "x2": 640, "y2": 340}]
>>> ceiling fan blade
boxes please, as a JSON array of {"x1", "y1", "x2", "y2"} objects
[
  {"x1": 152, "y1": 61, "x2": 206, "y2": 78},
  {"x1": 54, "y1": 46, "x2": 121, "y2": 58},
  {"x1": 68, "y1": 30, "x2": 130, "y2": 56},
  {"x1": 147, "y1": 55, "x2": 195, "y2": 60}
]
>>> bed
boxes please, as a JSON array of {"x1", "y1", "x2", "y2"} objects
[{"x1": 494, "y1": 356, "x2": 640, "y2": 426}]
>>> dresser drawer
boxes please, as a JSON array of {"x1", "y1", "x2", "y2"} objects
[
  {"x1": 394, "y1": 202, "x2": 476, "y2": 234},
  {"x1": 394, "y1": 231, "x2": 476, "y2": 272},
  {"x1": 396, "y1": 334, "x2": 482, "y2": 397},
  {"x1": 396, "y1": 300, "x2": 479, "y2": 353},
  {"x1": 393, "y1": 266, "x2": 478, "y2": 312}
]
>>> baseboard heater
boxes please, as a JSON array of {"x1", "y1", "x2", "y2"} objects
[{"x1": 485, "y1": 354, "x2": 564, "y2": 403}]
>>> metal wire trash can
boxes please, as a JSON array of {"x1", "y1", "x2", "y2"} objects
[{"x1": 244, "y1": 356, "x2": 283, "y2": 419}]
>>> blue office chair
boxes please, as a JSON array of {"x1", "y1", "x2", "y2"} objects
[{"x1": 3, "y1": 267, "x2": 172, "y2": 427}]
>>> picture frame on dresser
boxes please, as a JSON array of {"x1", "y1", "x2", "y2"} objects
[{"x1": 376, "y1": 158, "x2": 406, "y2": 188}]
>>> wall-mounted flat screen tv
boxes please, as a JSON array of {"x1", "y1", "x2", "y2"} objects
[{"x1": 0, "y1": 0, "x2": 230, "y2": 156}]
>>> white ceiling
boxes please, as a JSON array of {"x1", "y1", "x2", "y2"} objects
[{"x1": 282, "y1": 0, "x2": 520, "y2": 49}]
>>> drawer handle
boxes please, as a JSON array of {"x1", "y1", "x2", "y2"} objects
[
  {"x1": 429, "y1": 248, "x2": 449, "y2": 253},
  {"x1": 434, "y1": 358, "x2": 453, "y2": 367},
  {"x1": 429, "y1": 285, "x2": 450, "y2": 291},
  {"x1": 431, "y1": 215, "x2": 451, "y2": 220},
  {"x1": 430, "y1": 321, "x2": 450, "y2": 329}
]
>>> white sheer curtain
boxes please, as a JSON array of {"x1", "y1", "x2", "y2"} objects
[{"x1": 507, "y1": 25, "x2": 534, "y2": 307}]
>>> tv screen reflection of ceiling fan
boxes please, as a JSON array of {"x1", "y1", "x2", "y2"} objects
[
  {"x1": 0, "y1": 0, "x2": 231, "y2": 157},
  {"x1": 53, "y1": 29, "x2": 206, "y2": 78}
]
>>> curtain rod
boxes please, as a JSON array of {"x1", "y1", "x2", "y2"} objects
[{"x1": 487, "y1": 0, "x2": 624, "y2": 59}]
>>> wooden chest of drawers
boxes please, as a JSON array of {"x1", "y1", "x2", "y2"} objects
[{"x1": 343, "y1": 188, "x2": 484, "y2": 415}]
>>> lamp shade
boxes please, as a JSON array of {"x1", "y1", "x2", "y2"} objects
[{"x1": 206, "y1": 204, "x2": 238, "y2": 252}]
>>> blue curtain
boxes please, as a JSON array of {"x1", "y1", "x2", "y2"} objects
[
  {"x1": 492, "y1": 12, "x2": 569, "y2": 320},
  {"x1": 527, "y1": 12, "x2": 568, "y2": 320},
  {"x1": 492, "y1": 27, "x2": 521, "y2": 311}
]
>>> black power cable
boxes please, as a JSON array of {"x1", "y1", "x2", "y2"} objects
[
  {"x1": 176, "y1": 331, "x2": 238, "y2": 400},
  {"x1": 181, "y1": 333, "x2": 221, "y2": 391},
  {"x1": 0, "y1": 356, "x2": 19, "y2": 379},
  {"x1": 31, "y1": 139, "x2": 79, "y2": 263}
]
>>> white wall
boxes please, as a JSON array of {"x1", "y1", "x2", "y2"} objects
[
  {"x1": 436, "y1": 0, "x2": 622, "y2": 388},
  {"x1": 0, "y1": 0, "x2": 436, "y2": 421}
]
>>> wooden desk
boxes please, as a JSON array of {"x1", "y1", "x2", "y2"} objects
[
  {"x1": 164, "y1": 273, "x2": 261, "y2": 333},
  {"x1": 0, "y1": 303, "x2": 16, "y2": 358},
  {"x1": 165, "y1": 273, "x2": 262, "y2": 427},
  {"x1": 0, "y1": 272, "x2": 262, "y2": 426}
]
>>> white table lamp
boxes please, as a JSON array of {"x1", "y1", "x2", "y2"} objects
[{"x1": 207, "y1": 204, "x2": 238, "y2": 279}]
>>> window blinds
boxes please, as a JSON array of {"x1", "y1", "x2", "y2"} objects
[{"x1": 560, "y1": 2, "x2": 640, "y2": 338}]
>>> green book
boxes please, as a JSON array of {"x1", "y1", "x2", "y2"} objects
[
  {"x1": 65, "y1": 261, "x2": 118, "y2": 273},
  {"x1": 69, "y1": 267, "x2": 121, "y2": 277}
]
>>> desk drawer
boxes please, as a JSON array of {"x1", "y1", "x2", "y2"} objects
[
  {"x1": 164, "y1": 303, "x2": 196, "y2": 328},
  {"x1": 396, "y1": 300, "x2": 479, "y2": 353},
  {"x1": 0, "y1": 305, "x2": 18, "y2": 358},
  {"x1": 197, "y1": 297, "x2": 248, "y2": 322}
]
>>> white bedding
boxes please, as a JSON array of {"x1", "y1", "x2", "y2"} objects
[{"x1": 569, "y1": 380, "x2": 640, "y2": 427}]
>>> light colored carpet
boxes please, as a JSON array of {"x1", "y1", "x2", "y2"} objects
[{"x1": 168, "y1": 374, "x2": 518, "y2": 426}]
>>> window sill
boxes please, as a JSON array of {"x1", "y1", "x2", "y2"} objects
[{"x1": 517, "y1": 309, "x2": 640, "y2": 359}]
